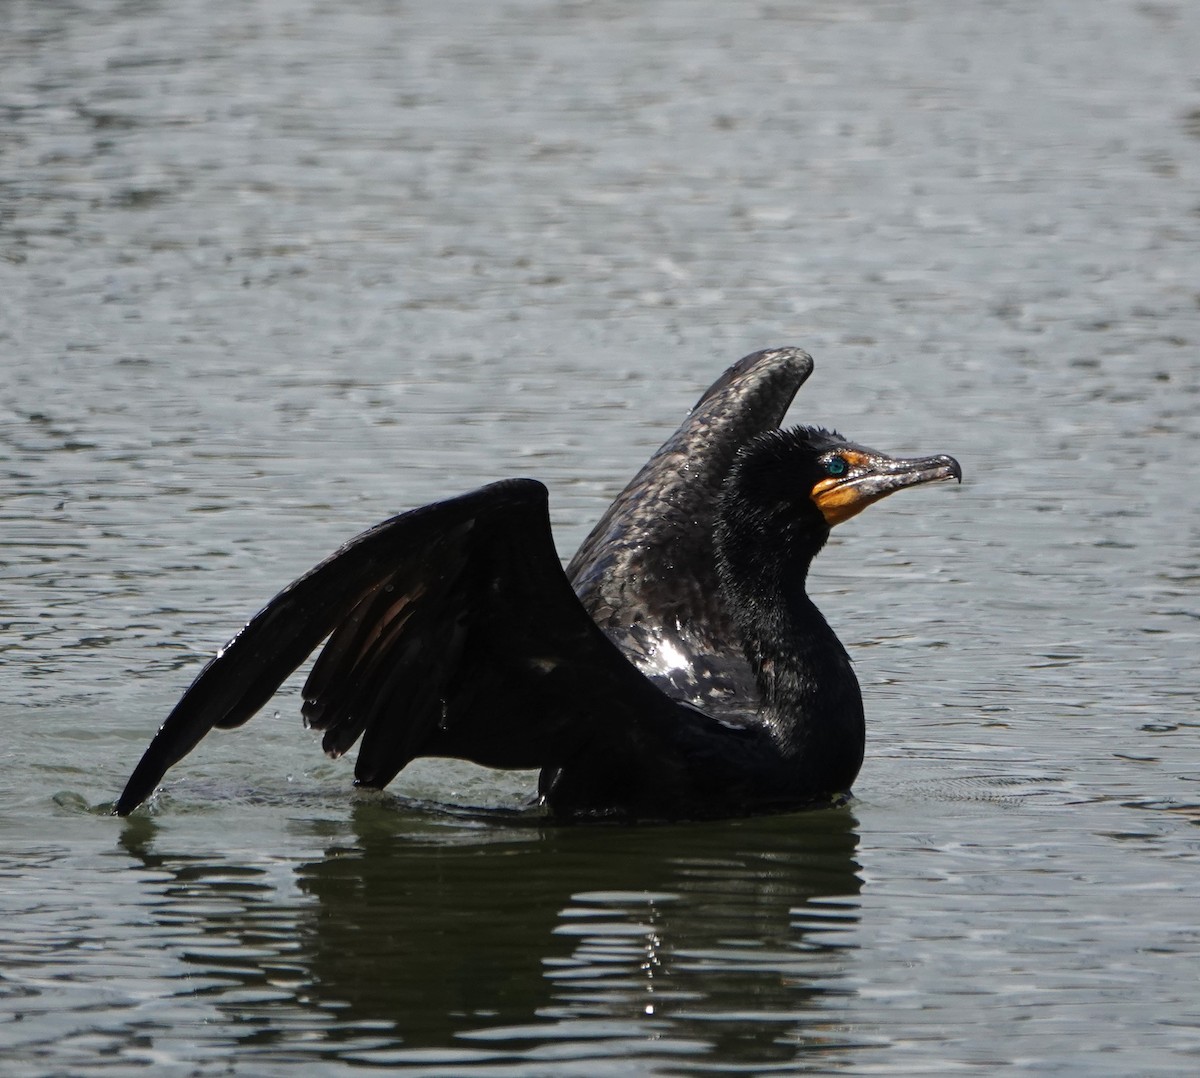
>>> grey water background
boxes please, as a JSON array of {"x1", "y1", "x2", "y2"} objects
[{"x1": 2, "y1": 0, "x2": 1198, "y2": 1073}]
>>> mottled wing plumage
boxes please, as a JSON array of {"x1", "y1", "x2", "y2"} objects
[{"x1": 567, "y1": 347, "x2": 814, "y2": 704}]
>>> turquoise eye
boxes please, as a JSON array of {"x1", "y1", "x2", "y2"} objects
[{"x1": 825, "y1": 456, "x2": 849, "y2": 476}]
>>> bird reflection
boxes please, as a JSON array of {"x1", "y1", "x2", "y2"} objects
[{"x1": 119, "y1": 802, "x2": 863, "y2": 1068}]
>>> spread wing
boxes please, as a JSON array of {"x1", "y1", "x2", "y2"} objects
[
  {"x1": 115, "y1": 479, "x2": 666, "y2": 815},
  {"x1": 567, "y1": 347, "x2": 814, "y2": 707}
]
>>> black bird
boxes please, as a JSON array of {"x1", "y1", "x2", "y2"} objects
[{"x1": 115, "y1": 348, "x2": 960, "y2": 820}]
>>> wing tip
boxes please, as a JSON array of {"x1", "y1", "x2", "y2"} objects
[
  {"x1": 113, "y1": 775, "x2": 154, "y2": 817},
  {"x1": 693, "y1": 346, "x2": 814, "y2": 410}
]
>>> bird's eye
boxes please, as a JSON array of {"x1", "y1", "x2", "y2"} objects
[{"x1": 825, "y1": 456, "x2": 849, "y2": 477}]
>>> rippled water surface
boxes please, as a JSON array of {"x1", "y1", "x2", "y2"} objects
[{"x1": 2, "y1": 1, "x2": 1198, "y2": 1074}]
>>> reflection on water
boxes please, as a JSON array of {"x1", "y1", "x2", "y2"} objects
[{"x1": 119, "y1": 805, "x2": 862, "y2": 1071}]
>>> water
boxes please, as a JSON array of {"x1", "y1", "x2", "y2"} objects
[{"x1": 2, "y1": 0, "x2": 1198, "y2": 1073}]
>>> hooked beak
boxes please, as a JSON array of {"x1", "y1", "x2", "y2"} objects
[{"x1": 812, "y1": 450, "x2": 962, "y2": 527}]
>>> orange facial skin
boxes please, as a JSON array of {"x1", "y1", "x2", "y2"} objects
[{"x1": 809, "y1": 447, "x2": 961, "y2": 527}]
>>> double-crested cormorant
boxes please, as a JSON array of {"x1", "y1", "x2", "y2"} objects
[{"x1": 115, "y1": 348, "x2": 960, "y2": 820}]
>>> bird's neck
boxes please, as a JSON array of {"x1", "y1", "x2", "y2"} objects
[{"x1": 723, "y1": 557, "x2": 866, "y2": 793}]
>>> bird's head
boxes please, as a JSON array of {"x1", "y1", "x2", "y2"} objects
[{"x1": 716, "y1": 425, "x2": 962, "y2": 584}]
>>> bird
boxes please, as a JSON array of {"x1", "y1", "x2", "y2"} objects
[{"x1": 115, "y1": 347, "x2": 961, "y2": 821}]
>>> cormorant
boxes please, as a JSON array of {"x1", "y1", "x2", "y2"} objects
[{"x1": 115, "y1": 348, "x2": 961, "y2": 820}]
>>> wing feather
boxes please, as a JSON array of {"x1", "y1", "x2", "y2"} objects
[{"x1": 116, "y1": 479, "x2": 660, "y2": 815}]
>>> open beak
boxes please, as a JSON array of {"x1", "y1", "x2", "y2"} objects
[{"x1": 812, "y1": 450, "x2": 962, "y2": 527}]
